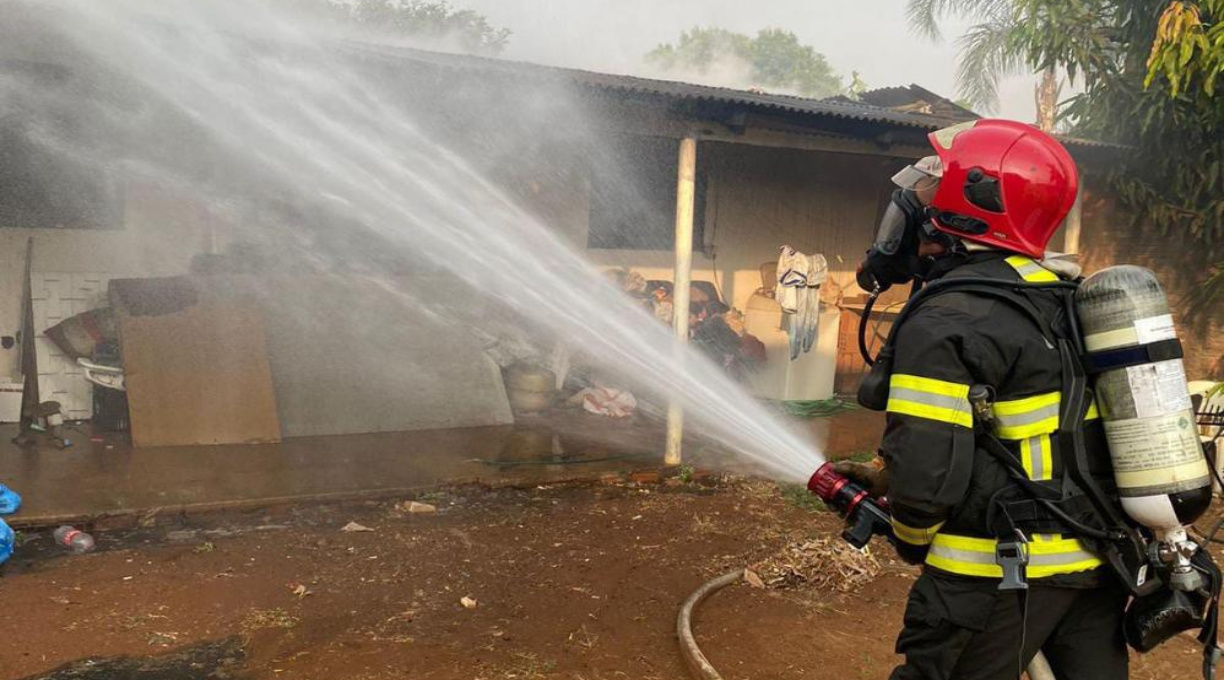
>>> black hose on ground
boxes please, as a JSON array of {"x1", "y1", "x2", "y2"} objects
[{"x1": 676, "y1": 569, "x2": 745, "y2": 680}]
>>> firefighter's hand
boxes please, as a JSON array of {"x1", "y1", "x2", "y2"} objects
[{"x1": 831, "y1": 457, "x2": 889, "y2": 499}]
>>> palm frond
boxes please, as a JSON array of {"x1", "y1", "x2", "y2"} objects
[
  {"x1": 954, "y1": 18, "x2": 1025, "y2": 113},
  {"x1": 906, "y1": 0, "x2": 1017, "y2": 41}
]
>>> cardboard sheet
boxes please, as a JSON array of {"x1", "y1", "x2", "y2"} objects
[{"x1": 113, "y1": 277, "x2": 281, "y2": 447}]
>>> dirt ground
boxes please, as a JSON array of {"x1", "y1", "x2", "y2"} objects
[{"x1": 0, "y1": 478, "x2": 1210, "y2": 680}]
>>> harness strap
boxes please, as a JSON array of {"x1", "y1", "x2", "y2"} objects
[
  {"x1": 1084, "y1": 338, "x2": 1184, "y2": 374},
  {"x1": 976, "y1": 430, "x2": 1115, "y2": 542},
  {"x1": 1196, "y1": 549, "x2": 1223, "y2": 680},
  {"x1": 992, "y1": 495, "x2": 1101, "y2": 534}
]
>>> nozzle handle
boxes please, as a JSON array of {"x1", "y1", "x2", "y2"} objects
[{"x1": 842, "y1": 496, "x2": 893, "y2": 550}]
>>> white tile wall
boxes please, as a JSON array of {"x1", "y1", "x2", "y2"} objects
[{"x1": 31, "y1": 272, "x2": 109, "y2": 421}]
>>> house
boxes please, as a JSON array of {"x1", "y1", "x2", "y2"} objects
[{"x1": 0, "y1": 7, "x2": 1143, "y2": 462}]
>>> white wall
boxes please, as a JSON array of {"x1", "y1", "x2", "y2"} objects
[
  {"x1": 0, "y1": 180, "x2": 221, "y2": 380},
  {"x1": 515, "y1": 140, "x2": 904, "y2": 402},
  {"x1": 532, "y1": 141, "x2": 901, "y2": 314},
  {"x1": 0, "y1": 139, "x2": 906, "y2": 422}
]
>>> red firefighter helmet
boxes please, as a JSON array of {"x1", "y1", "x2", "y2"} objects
[{"x1": 926, "y1": 119, "x2": 1079, "y2": 259}]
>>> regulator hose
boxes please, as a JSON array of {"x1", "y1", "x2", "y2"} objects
[
  {"x1": 674, "y1": 567, "x2": 1057, "y2": 680},
  {"x1": 857, "y1": 292, "x2": 879, "y2": 366}
]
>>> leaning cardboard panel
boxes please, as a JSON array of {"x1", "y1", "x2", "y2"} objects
[
  {"x1": 111, "y1": 277, "x2": 281, "y2": 447},
  {"x1": 257, "y1": 275, "x2": 514, "y2": 438}
]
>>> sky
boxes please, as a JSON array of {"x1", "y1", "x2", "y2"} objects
[{"x1": 456, "y1": 0, "x2": 1040, "y2": 121}]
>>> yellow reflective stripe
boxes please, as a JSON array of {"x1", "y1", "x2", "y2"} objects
[
  {"x1": 993, "y1": 392, "x2": 1099, "y2": 439},
  {"x1": 887, "y1": 374, "x2": 973, "y2": 428},
  {"x1": 1085, "y1": 400, "x2": 1100, "y2": 421},
  {"x1": 1027, "y1": 537, "x2": 1105, "y2": 578},
  {"x1": 926, "y1": 534, "x2": 1002, "y2": 578},
  {"x1": 926, "y1": 553, "x2": 1002, "y2": 578},
  {"x1": 891, "y1": 519, "x2": 945, "y2": 546},
  {"x1": 926, "y1": 533, "x2": 1103, "y2": 579},
  {"x1": 993, "y1": 392, "x2": 1060, "y2": 415},
  {"x1": 890, "y1": 374, "x2": 970, "y2": 399},
  {"x1": 1021, "y1": 434, "x2": 1053, "y2": 481},
  {"x1": 1005, "y1": 255, "x2": 1059, "y2": 283},
  {"x1": 993, "y1": 391, "x2": 1061, "y2": 439},
  {"x1": 888, "y1": 399, "x2": 974, "y2": 428}
]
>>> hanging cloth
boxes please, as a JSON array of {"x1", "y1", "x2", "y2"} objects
[{"x1": 777, "y1": 246, "x2": 827, "y2": 360}]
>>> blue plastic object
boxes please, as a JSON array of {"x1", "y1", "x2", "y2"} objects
[
  {"x1": 0, "y1": 485, "x2": 21, "y2": 515},
  {"x1": 0, "y1": 518, "x2": 13, "y2": 564}
]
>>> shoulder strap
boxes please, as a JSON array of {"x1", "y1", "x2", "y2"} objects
[
  {"x1": 880, "y1": 277, "x2": 1073, "y2": 352},
  {"x1": 857, "y1": 277, "x2": 1075, "y2": 411}
]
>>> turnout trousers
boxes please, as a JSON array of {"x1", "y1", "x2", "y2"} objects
[{"x1": 889, "y1": 571, "x2": 1129, "y2": 680}]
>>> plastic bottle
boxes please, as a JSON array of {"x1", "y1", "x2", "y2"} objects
[{"x1": 53, "y1": 525, "x2": 96, "y2": 554}]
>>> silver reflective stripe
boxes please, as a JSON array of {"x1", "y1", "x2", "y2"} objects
[
  {"x1": 1024, "y1": 436, "x2": 1046, "y2": 480},
  {"x1": 888, "y1": 388, "x2": 971, "y2": 413},
  {"x1": 995, "y1": 403, "x2": 1060, "y2": 428},
  {"x1": 1014, "y1": 261, "x2": 1045, "y2": 278},
  {"x1": 929, "y1": 544, "x2": 993, "y2": 565},
  {"x1": 1031, "y1": 550, "x2": 1099, "y2": 567},
  {"x1": 930, "y1": 541, "x2": 1096, "y2": 567}
]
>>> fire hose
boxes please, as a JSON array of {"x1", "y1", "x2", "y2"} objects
[
  {"x1": 676, "y1": 568, "x2": 1057, "y2": 680},
  {"x1": 676, "y1": 569, "x2": 744, "y2": 680}
]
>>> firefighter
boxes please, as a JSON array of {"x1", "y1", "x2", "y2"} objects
[{"x1": 839, "y1": 119, "x2": 1128, "y2": 680}]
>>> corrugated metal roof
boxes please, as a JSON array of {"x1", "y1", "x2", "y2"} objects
[
  {"x1": 344, "y1": 42, "x2": 971, "y2": 130},
  {"x1": 855, "y1": 84, "x2": 981, "y2": 121},
  {"x1": 344, "y1": 42, "x2": 1123, "y2": 151}
]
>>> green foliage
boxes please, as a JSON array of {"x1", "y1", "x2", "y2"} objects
[
  {"x1": 778, "y1": 482, "x2": 827, "y2": 513},
  {"x1": 913, "y1": 1, "x2": 1224, "y2": 258},
  {"x1": 1145, "y1": 1, "x2": 1224, "y2": 96},
  {"x1": 1009, "y1": 0, "x2": 1224, "y2": 254},
  {"x1": 678, "y1": 463, "x2": 695, "y2": 484},
  {"x1": 845, "y1": 451, "x2": 878, "y2": 463},
  {"x1": 303, "y1": 0, "x2": 511, "y2": 55},
  {"x1": 907, "y1": 0, "x2": 1024, "y2": 111},
  {"x1": 645, "y1": 27, "x2": 844, "y2": 98},
  {"x1": 782, "y1": 398, "x2": 857, "y2": 418}
]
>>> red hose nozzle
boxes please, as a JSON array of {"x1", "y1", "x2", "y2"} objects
[
  {"x1": 807, "y1": 462, "x2": 849, "y2": 504},
  {"x1": 807, "y1": 462, "x2": 893, "y2": 549}
]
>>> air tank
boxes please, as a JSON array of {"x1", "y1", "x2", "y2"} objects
[{"x1": 1076, "y1": 266, "x2": 1211, "y2": 543}]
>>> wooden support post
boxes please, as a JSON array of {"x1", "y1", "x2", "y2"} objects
[
  {"x1": 665, "y1": 136, "x2": 698, "y2": 467},
  {"x1": 1063, "y1": 187, "x2": 1083, "y2": 255}
]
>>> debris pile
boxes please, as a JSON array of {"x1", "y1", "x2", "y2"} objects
[{"x1": 748, "y1": 537, "x2": 880, "y2": 593}]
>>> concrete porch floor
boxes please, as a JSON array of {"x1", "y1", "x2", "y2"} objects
[{"x1": 0, "y1": 407, "x2": 884, "y2": 528}]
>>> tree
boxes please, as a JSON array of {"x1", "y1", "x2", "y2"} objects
[
  {"x1": 1008, "y1": 1, "x2": 1223, "y2": 246},
  {"x1": 302, "y1": 0, "x2": 511, "y2": 55},
  {"x1": 1127, "y1": 0, "x2": 1224, "y2": 313},
  {"x1": 645, "y1": 27, "x2": 844, "y2": 99},
  {"x1": 912, "y1": 1, "x2": 1224, "y2": 312},
  {"x1": 906, "y1": 0, "x2": 1060, "y2": 129}
]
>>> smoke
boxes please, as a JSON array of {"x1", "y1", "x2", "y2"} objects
[
  {"x1": 2, "y1": 0, "x2": 829, "y2": 480},
  {"x1": 638, "y1": 49, "x2": 763, "y2": 93},
  {"x1": 451, "y1": 0, "x2": 1039, "y2": 119}
]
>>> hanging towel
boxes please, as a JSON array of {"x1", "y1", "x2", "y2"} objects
[{"x1": 776, "y1": 246, "x2": 827, "y2": 360}]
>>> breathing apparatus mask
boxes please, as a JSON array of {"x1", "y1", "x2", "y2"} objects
[
  {"x1": 855, "y1": 158, "x2": 962, "y2": 374},
  {"x1": 856, "y1": 155, "x2": 962, "y2": 294},
  {"x1": 855, "y1": 188, "x2": 929, "y2": 294}
]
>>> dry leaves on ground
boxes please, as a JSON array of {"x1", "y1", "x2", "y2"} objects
[{"x1": 751, "y1": 537, "x2": 880, "y2": 593}]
